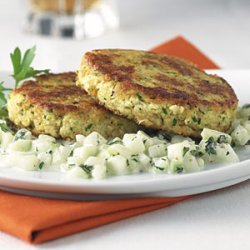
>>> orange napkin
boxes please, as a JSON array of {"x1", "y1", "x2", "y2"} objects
[{"x1": 0, "y1": 36, "x2": 220, "y2": 244}]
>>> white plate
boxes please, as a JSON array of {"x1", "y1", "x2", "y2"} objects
[{"x1": 1, "y1": 70, "x2": 250, "y2": 199}]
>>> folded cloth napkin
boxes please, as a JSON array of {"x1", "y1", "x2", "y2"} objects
[{"x1": 0, "y1": 36, "x2": 220, "y2": 244}]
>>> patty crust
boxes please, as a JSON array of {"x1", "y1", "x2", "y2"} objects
[
  {"x1": 7, "y1": 72, "x2": 140, "y2": 140},
  {"x1": 77, "y1": 49, "x2": 238, "y2": 137}
]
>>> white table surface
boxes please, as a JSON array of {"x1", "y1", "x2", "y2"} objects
[{"x1": 0, "y1": 0, "x2": 250, "y2": 249}]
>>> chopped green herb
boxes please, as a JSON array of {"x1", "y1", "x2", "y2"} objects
[
  {"x1": 80, "y1": 164, "x2": 93, "y2": 174},
  {"x1": 0, "y1": 121, "x2": 11, "y2": 132},
  {"x1": 136, "y1": 92, "x2": 143, "y2": 101},
  {"x1": 198, "y1": 108, "x2": 205, "y2": 115},
  {"x1": 85, "y1": 123, "x2": 93, "y2": 131},
  {"x1": 107, "y1": 139, "x2": 122, "y2": 145},
  {"x1": 158, "y1": 131, "x2": 172, "y2": 141},
  {"x1": 172, "y1": 118, "x2": 177, "y2": 126},
  {"x1": 176, "y1": 166, "x2": 183, "y2": 173},
  {"x1": 242, "y1": 103, "x2": 250, "y2": 109},
  {"x1": 226, "y1": 151, "x2": 230, "y2": 156},
  {"x1": 205, "y1": 137, "x2": 217, "y2": 155},
  {"x1": 217, "y1": 135, "x2": 228, "y2": 144},
  {"x1": 38, "y1": 162, "x2": 45, "y2": 170},
  {"x1": 155, "y1": 166, "x2": 164, "y2": 171},
  {"x1": 190, "y1": 149, "x2": 204, "y2": 158},
  {"x1": 183, "y1": 147, "x2": 189, "y2": 156},
  {"x1": 192, "y1": 116, "x2": 201, "y2": 125},
  {"x1": 162, "y1": 107, "x2": 168, "y2": 115},
  {"x1": 14, "y1": 130, "x2": 26, "y2": 141}
]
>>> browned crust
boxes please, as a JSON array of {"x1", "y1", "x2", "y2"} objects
[
  {"x1": 12, "y1": 74, "x2": 112, "y2": 114},
  {"x1": 84, "y1": 49, "x2": 238, "y2": 109},
  {"x1": 35, "y1": 71, "x2": 76, "y2": 83}
]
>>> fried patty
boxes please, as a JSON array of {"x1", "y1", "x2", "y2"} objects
[
  {"x1": 7, "y1": 72, "x2": 140, "y2": 140},
  {"x1": 77, "y1": 49, "x2": 238, "y2": 137}
]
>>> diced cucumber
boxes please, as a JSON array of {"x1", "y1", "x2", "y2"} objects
[
  {"x1": 148, "y1": 144, "x2": 167, "y2": 158},
  {"x1": 92, "y1": 164, "x2": 107, "y2": 179},
  {"x1": 183, "y1": 153, "x2": 204, "y2": 172},
  {"x1": 37, "y1": 152, "x2": 52, "y2": 167},
  {"x1": 75, "y1": 134, "x2": 85, "y2": 143},
  {"x1": 1, "y1": 132, "x2": 14, "y2": 148},
  {"x1": 167, "y1": 140, "x2": 194, "y2": 161},
  {"x1": 107, "y1": 155, "x2": 128, "y2": 175},
  {"x1": 52, "y1": 148, "x2": 65, "y2": 166},
  {"x1": 171, "y1": 135, "x2": 192, "y2": 144},
  {"x1": 107, "y1": 144, "x2": 132, "y2": 158},
  {"x1": 123, "y1": 134, "x2": 145, "y2": 154},
  {"x1": 32, "y1": 140, "x2": 55, "y2": 153},
  {"x1": 66, "y1": 166, "x2": 89, "y2": 179},
  {"x1": 38, "y1": 134, "x2": 56, "y2": 142},
  {"x1": 237, "y1": 104, "x2": 250, "y2": 118},
  {"x1": 201, "y1": 128, "x2": 232, "y2": 144},
  {"x1": 152, "y1": 157, "x2": 169, "y2": 173},
  {"x1": 14, "y1": 129, "x2": 32, "y2": 141},
  {"x1": 169, "y1": 159, "x2": 184, "y2": 174},
  {"x1": 18, "y1": 155, "x2": 39, "y2": 171},
  {"x1": 242, "y1": 121, "x2": 250, "y2": 134},
  {"x1": 84, "y1": 132, "x2": 107, "y2": 146},
  {"x1": 85, "y1": 156, "x2": 104, "y2": 166},
  {"x1": 231, "y1": 125, "x2": 250, "y2": 146},
  {"x1": 73, "y1": 145, "x2": 98, "y2": 160},
  {"x1": 8, "y1": 140, "x2": 32, "y2": 152},
  {"x1": 128, "y1": 154, "x2": 142, "y2": 174}
]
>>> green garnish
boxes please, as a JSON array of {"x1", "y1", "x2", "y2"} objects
[
  {"x1": 242, "y1": 104, "x2": 250, "y2": 109},
  {"x1": 175, "y1": 166, "x2": 183, "y2": 173},
  {"x1": 14, "y1": 130, "x2": 27, "y2": 141},
  {"x1": 217, "y1": 135, "x2": 228, "y2": 144},
  {"x1": 172, "y1": 118, "x2": 177, "y2": 126},
  {"x1": 205, "y1": 137, "x2": 217, "y2": 155},
  {"x1": 107, "y1": 139, "x2": 122, "y2": 145},
  {"x1": 198, "y1": 108, "x2": 205, "y2": 115},
  {"x1": 10, "y1": 46, "x2": 49, "y2": 87},
  {"x1": 190, "y1": 149, "x2": 204, "y2": 158},
  {"x1": 158, "y1": 131, "x2": 172, "y2": 141},
  {"x1": 183, "y1": 147, "x2": 189, "y2": 156},
  {"x1": 80, "y1": 164, "x2": 93, "y2": 174},
  {"x1": 0, "y1": 82, "x2": 11, "y2": 108},
  {"x1": 136, "y1": 92, "x2": 143, "y2": 101},
  {"x1": 162, "y1": 107, "x2": 168, "y2": 115},
  {"x1": 192, "y1": 116, "x2": 201, "y2": 125},
  {"x1": 0, "y1": 121, "x2": 11, "y2": 132},
  {"x1": 85, "y1": 123, "x2": 93, "y2": 131},
  {"x1": 38, "y1": 162, "x2": 45, "y2": 170},
  {"x1": 0, "y1": 46, "x2": 49, "y2": 112}
]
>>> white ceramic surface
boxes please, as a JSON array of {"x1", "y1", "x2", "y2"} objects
[{"x1": 0, "y1": 70, "x2": 250, "y2": 198}]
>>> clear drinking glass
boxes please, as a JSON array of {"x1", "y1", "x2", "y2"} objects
[{"x1": 25, "y1": 0, "x2": 119, "y2": 39}]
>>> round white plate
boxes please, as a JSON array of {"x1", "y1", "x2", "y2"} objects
[{"x1": 1, "y1": 70, "x2": 250, "y2": 198}]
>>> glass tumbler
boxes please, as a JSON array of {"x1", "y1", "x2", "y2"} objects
[{"x1": 26, "y1": 0, "x2": 119, "y2": 39}]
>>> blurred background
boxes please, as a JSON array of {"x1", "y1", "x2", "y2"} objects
[{"x1": 0, "y1": 0, "x2": 249, "y2": 72}]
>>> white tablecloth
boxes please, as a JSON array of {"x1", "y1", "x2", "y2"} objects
[{"x1": 0, "y1": 0, "x2": 250, "y2": 249}]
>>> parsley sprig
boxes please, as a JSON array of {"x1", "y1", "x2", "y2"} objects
[
  {"x1": 10, "y1": 46, "x2": 49, "y2": 87},
  {"x1": 0, "y1": 46, "x2": 49, "y2": 113}
]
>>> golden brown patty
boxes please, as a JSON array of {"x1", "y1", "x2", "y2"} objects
[
  {"x1": 77, "y1": 49, "x2": 238, "y2": 137},
  {"x1": 7, "y1": 72, "x2": 140, "y2": 140}
]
